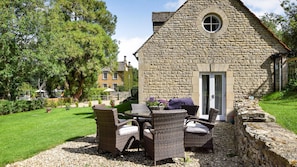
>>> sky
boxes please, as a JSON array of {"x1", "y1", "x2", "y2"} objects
[{"x1": 104, "y1": 0, "x2": 284, "y2": 68}]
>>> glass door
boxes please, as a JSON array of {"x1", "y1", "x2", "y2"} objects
[{"x1": 199, "y1": 73, "x2": 226, "y2": 120}]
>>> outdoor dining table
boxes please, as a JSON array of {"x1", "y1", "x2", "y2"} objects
[
  {"x1": 124, "y1": 110, "x2": 152, "y2": 140},
  {"x1": 124, "y1": 110, "x2": 152, "y2": 120}
]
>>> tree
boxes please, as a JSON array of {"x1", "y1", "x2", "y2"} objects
[
  {"x1": 0, "y1": 0, "x2": 49, "y2": 99},
  {"x1": 132, "y1": 67, "x2": 138, "y2": 87},
  {"x1": 280, "y1": 0, "x2": 297, "y2": 50},
  {"x1": 261, "y1": 13, "x2": 284, "y2": 40},
  {"x1": 0, "y1": 0, "x2": 118, "y2": 100},
  {"x1": 47, "y1": 0, "x2": 118, "y2": 100},
  {"x1": 261, "y1": 0, "x2": 297, "y2": 50},
  {"x1": 123, "y1": 66, "x2": 133, "y2": 91}
]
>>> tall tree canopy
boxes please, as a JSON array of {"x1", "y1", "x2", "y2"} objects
[
  {"x1": 0, "y1": 0, "x2": 118, "y2": 100},
  {"x1": 261, "y1": 0, "x2": 297, "y2": 51},
  {"x1": 0, "y1": 0, "x2": 48, "y2": 99},
  {"x1": 47, "y1": 0, "x2": 118, "y2": 100},
  {"x1": 280, "y1": 0, "x2": 297, "y2": 51}
]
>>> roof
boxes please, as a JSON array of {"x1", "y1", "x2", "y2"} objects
[
  {"x1": 117, "y1": 61, "x2": 126, "y2": 72},
  {"x1": 152, "y1": 12, "x2": 175, "y2": 22},
  {"x1": 102, "y1": 61, "x2": 126, "y2": 72}
]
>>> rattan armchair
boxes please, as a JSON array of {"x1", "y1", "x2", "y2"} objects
[
  {"x1": 181, "y1": 105, "x2": 199, "y2": 117},
  {"x1": 131, "y1": 103, "x2": 152, "y2": 138},
  {"x1": 143, "y1": 109, "x2": 187, "y2": 166},
  {"x1": 93, "y1": 107, "x2": 140, "y2": 157},
  {"x1": 92, "y1": 104, "x2": 106, "y2": 142},
  {"x1": 184, "y1": 108, "x2": 219, "y2": 152},
  {"x1": 131, "y1": 103, "x2": 152, "y2": 121}
]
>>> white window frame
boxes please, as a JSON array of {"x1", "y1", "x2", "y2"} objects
[
  {"x1": 202, "y1": 14, "x2": 222, "y2": 33},
  {"x1": 113, "y1": 72, "x2": 118, "y2": 80},
  {"x1": 103, "y1": 71, "x2": 108, "y2": 80},
  {"x1": 199, "y1": 72, "x2": 226, "y2": 120}
]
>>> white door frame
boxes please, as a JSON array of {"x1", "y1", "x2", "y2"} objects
[{"x1": 199, "y1": 72, "x2": 226, "y2": 120}]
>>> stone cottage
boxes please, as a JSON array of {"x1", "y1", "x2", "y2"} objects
[
  {"x1": 98, "y1": 56, "x2": 132, "y2": 91},
  {"x1": 134, "y1": 0, "x2": 290, "y2": 121}
]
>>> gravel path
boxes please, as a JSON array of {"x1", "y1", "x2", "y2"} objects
[{"x1": 6, "y1": 122, "x2": 243, "y2": 167}]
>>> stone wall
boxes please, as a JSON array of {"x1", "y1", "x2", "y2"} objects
[{"x1": 234, "y1": 99, "x2": 297, "y2": 167}]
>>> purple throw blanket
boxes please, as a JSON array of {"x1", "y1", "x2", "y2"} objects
[{"x1": 167, "y1": 97, "x2": 194, "y2": 110}]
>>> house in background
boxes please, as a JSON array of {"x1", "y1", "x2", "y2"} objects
[
  {"x1": 134, "y1": 0, "x2": 290, "y2": 122},
  {"x1": 98, "y1": 56, "x2": 133, "y2": 91}
]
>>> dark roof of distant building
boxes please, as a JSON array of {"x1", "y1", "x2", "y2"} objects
[{"x1": 102, "y1": 61, "x2": 126, "y2": 72}]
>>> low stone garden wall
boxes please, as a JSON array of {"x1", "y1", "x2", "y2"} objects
[{"x1": 234, "y1": 99, "x2": 297, "y2": 167}]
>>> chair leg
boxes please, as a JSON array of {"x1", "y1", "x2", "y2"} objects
[{"x1": 144, "y1": 148, "x2": 146, "y2": 156}]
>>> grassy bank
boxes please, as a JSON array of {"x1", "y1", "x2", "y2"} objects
[
  {"x1": 259, "y1": 91, "x2": 297, "y2": 134},
  {"x1": 0, "y1": 107, "x2": 96, "y2": 167}
]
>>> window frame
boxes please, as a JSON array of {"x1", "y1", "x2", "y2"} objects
[
  {"x1": 103, "y1": 71, "x2": 108, "y2": 80},
  {"x1": 113, "y1": 83, "x2": 117, "y2": 90},
  {"x1": 202, "y1": 14, "x2": 222, "y2": 33},
  {"x1": 113, "y1": 72, "x2": 118, "y2": 80}
]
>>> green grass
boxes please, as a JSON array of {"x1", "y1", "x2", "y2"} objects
[
  {"x1": 0, "y1": 107, "x2": 96, "y2": 167},
  {"x1": 259, "y1": 93, "x2": 297, "y2": 134}
]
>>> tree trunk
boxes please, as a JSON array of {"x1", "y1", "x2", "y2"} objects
[
  {"x1": 73, "y1": 87, "x2": 83, "y2": 101},
  {"x1": 73, "y1": 73, "x2": 85, "y2": 101}
]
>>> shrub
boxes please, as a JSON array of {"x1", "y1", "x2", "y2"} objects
[
  {"x1": 57, "y1": 99, "x2": 64, "y2": 106},
  {"x1": 0, "y1": 100, "x2": 11, "y2": 115},
  {"x1": 3, "y1": 101, "x2": 13, "y2": 114},
  {"x1": 287, "y1": 79, "x2": 297, "y2": 91},
  {"x1": 65, "y1": 103, "x2": 70, "y2": 110},
  {"x1": 84, "y1": 87, "x2": 105, "y2": 100},
  {"x1": 14, "y1": 100, "x2": 28, "y2": 112},
  {"x1": 0, "y1": 99, "x2": 45, "y2": 115}
]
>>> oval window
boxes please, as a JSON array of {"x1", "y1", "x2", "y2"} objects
[{"x1": 202, "y1": 14, "x2": 222, "y2": 33}]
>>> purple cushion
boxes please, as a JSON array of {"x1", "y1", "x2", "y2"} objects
[{"x1": 167, "y1": 97, "x2": 194, "y2": 110}]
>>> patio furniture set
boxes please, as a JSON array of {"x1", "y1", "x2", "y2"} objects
[{"x1": 92, "y1": 99, "x2": 219, "y2": 166}]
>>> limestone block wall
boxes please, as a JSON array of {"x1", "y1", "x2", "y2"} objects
[{"x1": 234, "y1": 100, "x2": 297, "y2": 167}]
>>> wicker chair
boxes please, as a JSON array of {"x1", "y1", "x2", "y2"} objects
[
  {"x1": 93, "y1": 107, "x2": 140, "y2": 157},
  {"x1": 92, "y1": 104, "x2": 106, "y2": 142},
  {"x1": 131, "y1": 103, "x2": 152, "y2": 121},
  {"x1": 131, "y1": 104, "x2": 152, "y2": 134},
  {"x1": 93, "y1": 104, "x2": 126, "y2": 142},
  {"x1": 184, "y1": 108, "x2": 219, "y2": 152},
  {"x1": 143, "y1": 109, "x2": 187, "y2": 166},
  {"x1": 181, "y1": 105, "x2": 199, "y2": 117}
]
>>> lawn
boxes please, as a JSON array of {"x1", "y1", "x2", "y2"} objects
[
  {"x1": 0, "y1": 107, "x2": 96, "y2": 167},
  {"x1": 259, "y1": 96, "x2": 297, "y2": 134}
]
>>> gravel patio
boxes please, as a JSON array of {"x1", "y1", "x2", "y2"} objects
[{"x1": 7, "y1": 122, "x2": 243, "y2": 167}]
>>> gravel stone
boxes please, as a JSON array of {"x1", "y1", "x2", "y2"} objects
[{"x1": 6, "y1": 122, "x2": 243, "y2": 167}]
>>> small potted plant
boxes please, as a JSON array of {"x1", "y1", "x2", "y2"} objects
[
  {"x1": 110, "y1": 99, "x2": 115, "y2": 107},
  {"x1": 65, "y1": 103, "x2": 70, "y2": 110},
  {"x1": 46, "y1": 107, "x2": 51, "y2": 113},
  {"x1": 146, "y1": 97, "x2": 159, "y2": 109}
]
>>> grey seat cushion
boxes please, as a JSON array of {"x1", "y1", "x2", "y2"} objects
[
  {"x1": 143, "y1": 128, "x2": 153, "y2": 139},
  {"x1": 119, "y1": 125, "x2": 138, "y2": 136},
  {"x1": 185, "y1": 121, "x2": 210, "y2": 134}
]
